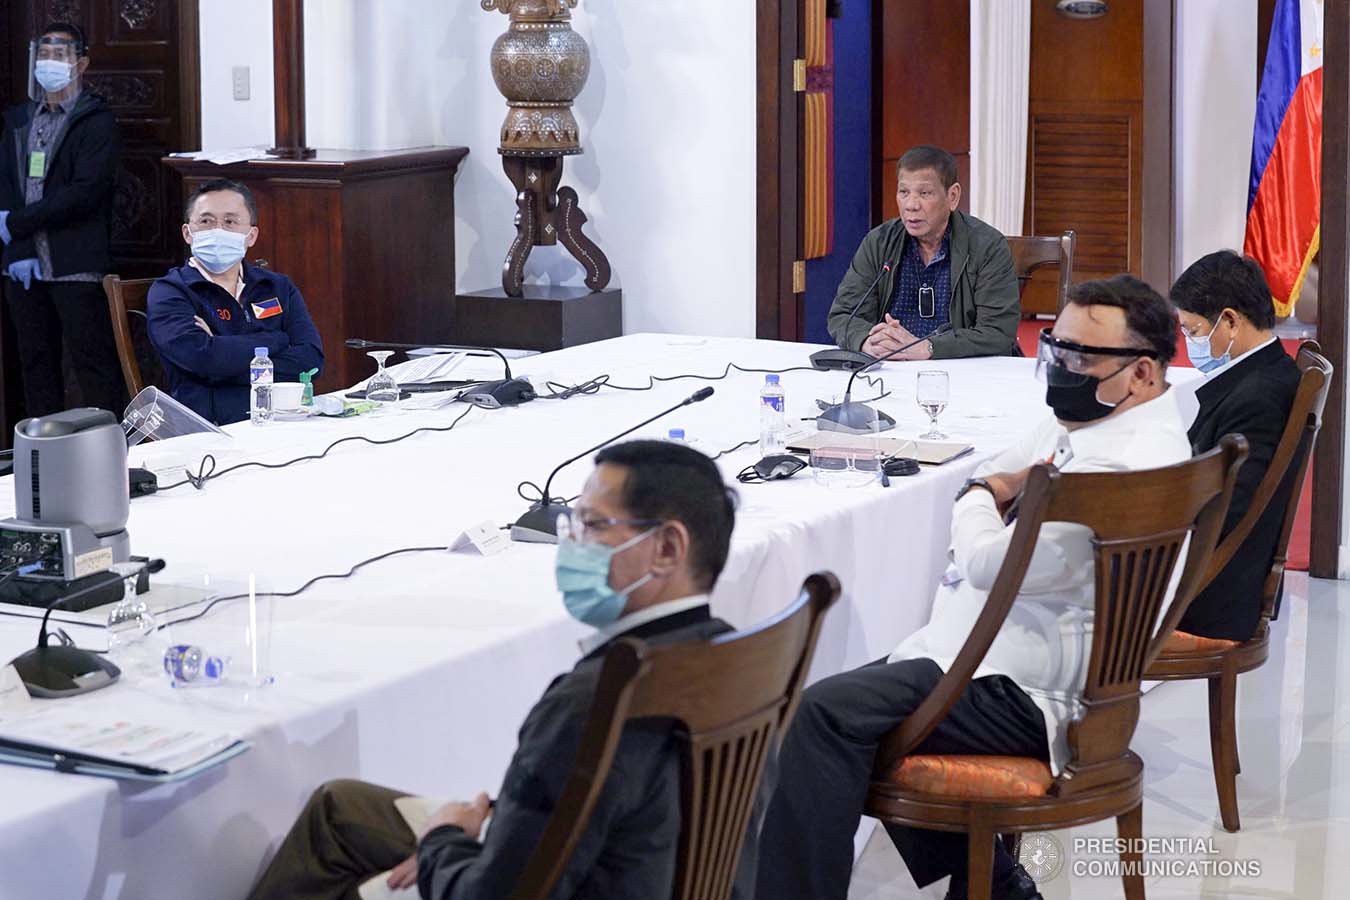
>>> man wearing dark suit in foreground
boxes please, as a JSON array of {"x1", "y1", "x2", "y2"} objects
[
  {"x1": 1172, "y1": 250, "x2": 1301, "y2": 640},
  {"x1": 247, "y1": 440, "x2": 738, "y2": 900}
]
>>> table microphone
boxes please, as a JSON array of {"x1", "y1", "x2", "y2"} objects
[
  {"x1": 809, "y1": 261, "x2": 895, "y2": 371},
  {"x1": 817, "y1": 323, "x2": 953, "y2": 435},
  {"x1": 510, "y1": 387, "x2": 716, "y2": 544},
  {"x1": 8, "y1": 558, "x2": 163, "y2": 699},
  {"x1": 345, "y1": 339, "x2": 534, "y2": 407}
]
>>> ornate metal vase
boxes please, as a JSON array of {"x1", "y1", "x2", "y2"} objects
[
  {"x1": 484, "y1": 0, "x2": 590, "y2": 157},
  {"x1": 482, "y1": 0, "x2": 611, "y2": 296}
]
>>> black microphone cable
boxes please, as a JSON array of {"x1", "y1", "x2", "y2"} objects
[
  {"x1": 153, "y1": 544, "x2": 450, "y2": 631},
  {"x1": 158, "y1": 406, "x2": 477, "y2": 492},
  {"x1": 533, "y1": 362, "x2": 891, "y2": 398}
]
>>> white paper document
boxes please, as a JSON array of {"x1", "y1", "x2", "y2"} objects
[
  {"x1": 348, "y1": 352, "x2": 469, "y2": 393},
  {"x1": 168, "y1": 147, "x2": 277, "y2": 165},
  {"x1": 358, "y1": 796, "x2": 452, "y2": 900},
  {"x1": 0, "y1": 703, "x2": 241, "y2": 775}
]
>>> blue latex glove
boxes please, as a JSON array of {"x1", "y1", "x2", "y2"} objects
[
  {"x1": 6, "y1": 259, "x2": 40, "y2": 290},
  {"x1": 0, "y1": 210, "x2": 9, "y2": 245}
]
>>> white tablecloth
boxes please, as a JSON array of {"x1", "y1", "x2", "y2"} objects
[{"x1": 0, "y1": 334, "x2": 1052, "y2": 900}]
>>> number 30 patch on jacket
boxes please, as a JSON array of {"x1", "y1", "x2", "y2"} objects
[{"x1": 251, "y1": 297, "x2": 283, "y2": 319}]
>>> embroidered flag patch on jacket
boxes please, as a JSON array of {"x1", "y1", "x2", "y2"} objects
[{"x1": 252, "y1": 297, "x2": 282, "y2": 319}]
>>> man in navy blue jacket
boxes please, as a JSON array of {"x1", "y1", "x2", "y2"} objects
[{"x1": 148, "y1": 179, "x2": 323, "y2": 425}]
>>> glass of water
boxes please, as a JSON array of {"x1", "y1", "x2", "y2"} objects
[
  {"x1": 366, "y1": 351, "x2": 400, "y2": 403},
  {"x1": 916, "y1": 370, "x2": 949, "y2": 440}
]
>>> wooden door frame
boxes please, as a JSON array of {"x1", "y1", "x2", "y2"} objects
[
  {"x1": 1312, "y1": 0, "x2": 1349, "y2": 577},
  {"x1": 179, "y1": 0, "x2": 202, "y2": 151},
  {"x1": 756, "y1": 1, "x2": 804, "y2": 341}
]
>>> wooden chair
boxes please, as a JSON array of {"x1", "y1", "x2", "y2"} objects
[
  {"x1": 864, "y1": 437, "x2": 1247, "y2": 900},
  {"x1": 509, "y1": 572, "x2": 840, "y2": 900},
  {"x1": 103, "y1": 260, "x2": 269, "y2": 399},
  {"x1": 103, "y1": 273, "x2": 160, "y2": 399},
  {"x1": 1145, "y1": 341, "x2": 1333, "y2": 832},
  {"x1": 1007, "y1": 231, "x2": 1076, "y2": 317}
]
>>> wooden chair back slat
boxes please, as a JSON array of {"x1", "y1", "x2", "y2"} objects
[
  {"x1": 509, "y1": 572, "x2": 840, "y2": 900},
  {"x1": 875, "y1": 438, "x2": 1247, "y2": 791},
  {"x1": 103, "y1": 273, "x2": 156, "y2": 399},
  {"x1": 1006, "y1": 231, "x2": 1076, "y2": 312}
]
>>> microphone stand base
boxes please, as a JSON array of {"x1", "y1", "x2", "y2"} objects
[
  {"x1": 816, "y1": 402, "x2": 897, "y2": 435},
  {"x1": 10, "y1": 644, "x2": 120, "y2": 698},
  {"x1": 809, "y1": 348, "x2": 877, "y2": 371},
  {"x1": 510, "y1": 501, "x2": 573, "y2": 544}
]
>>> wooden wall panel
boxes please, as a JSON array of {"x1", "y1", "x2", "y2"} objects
[
  {"x1": 875, "y1": 1, "x2": 970, "y2": 221},
  {"x1": 1022, "y1": 0, "x2": 1164, "y2": 314}
]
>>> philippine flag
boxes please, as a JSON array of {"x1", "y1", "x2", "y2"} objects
[{"x1": 1245, "y1": 0, "x2": 1324, "y2": 318}]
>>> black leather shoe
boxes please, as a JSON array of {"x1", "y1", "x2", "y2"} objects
[
  {"x1": 995, "y1": 864, "x2": 1045, "y2": 899},
  {"x1": 943, "y1": 864, "x2": 1045, "y2": 900}
]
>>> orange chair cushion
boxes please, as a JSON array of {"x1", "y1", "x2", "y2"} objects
[
  {"x1": 882, "y1": 755, "x2": 1054, "y2": 800},
  {"x1": 1162, "y1": 630, "x2": 1241, "y2": 655}
]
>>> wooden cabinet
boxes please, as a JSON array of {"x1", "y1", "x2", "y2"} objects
[{"x1": 164, "y1": 147, "x2": 468, "y2": 391}]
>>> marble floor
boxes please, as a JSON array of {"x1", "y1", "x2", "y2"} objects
[{"x1": 847, "y1": 572, "x2": 1350, "y2": 899}]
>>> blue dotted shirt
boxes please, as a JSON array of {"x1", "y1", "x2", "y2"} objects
[{"x1": 886, "y1": 226, "x2": 952, "y2": 338}]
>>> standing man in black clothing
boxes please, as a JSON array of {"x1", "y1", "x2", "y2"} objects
[
  {"x1": 0, "y1": 22, "x2": 126, "y2": 417},
  {"x1": 1172, "y1": 250, "x2": 1302, "y2": 641}
]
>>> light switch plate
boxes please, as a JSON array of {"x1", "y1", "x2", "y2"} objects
[{"x1": 231, "y1": 66, "x2": 250, "y2": 101}]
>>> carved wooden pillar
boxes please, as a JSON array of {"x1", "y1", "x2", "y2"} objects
[{"x1": 270, "y1": 0, "x2": 314, "y2": 159}]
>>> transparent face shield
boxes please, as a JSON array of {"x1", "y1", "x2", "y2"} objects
[{"x1": 29, "y1": 36, "x2": 83, "y2": 103}]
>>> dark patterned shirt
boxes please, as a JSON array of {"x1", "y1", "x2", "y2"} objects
[{"x1": 886, "y1": 224, "x2": 952, "y2": 338}]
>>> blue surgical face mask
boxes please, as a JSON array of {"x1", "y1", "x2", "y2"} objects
[
  {"x1": 555, "y1": 528, "x2": 656, "y2": 627},
  {"x1": 1185, "y1": 314, "x2": 1235, "y2": 374},
  {"x1": 190, "y1": 228, "x2": 248, "y2": 274},
  {"x1": 34, "y1": 60, "x2": 74, "y2": 93}
]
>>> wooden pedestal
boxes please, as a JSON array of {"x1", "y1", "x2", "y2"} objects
[
  {"x1": 454, "y1": 285, "x2": 623, "y2": 352},
  {"x1": 163, "y1": 147, "x2": 469, "y2": 390}
]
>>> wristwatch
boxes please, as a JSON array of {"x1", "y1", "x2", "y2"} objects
[{"x1": 954, "y1": 477, "x2": 994, "y2": 503}]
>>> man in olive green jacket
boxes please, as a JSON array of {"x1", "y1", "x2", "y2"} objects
[{"x1": 826, "y1": 145, "x2": 1020, "y2": 360}]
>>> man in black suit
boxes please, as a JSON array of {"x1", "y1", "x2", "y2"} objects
[
  {"x1": 247, "y1": 440, "x2": 739, "y2": 900},
  {"x1": 1172, "y1": 250, "x2": 1301, "y2": 641}
]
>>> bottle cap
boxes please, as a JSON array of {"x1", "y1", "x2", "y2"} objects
[
  {"x1": 765, "y1": 374, "x2": 780, "y2": 385},
  {"x1": 254, "y1": 347, "x2": 269, "y2": 358},
  {"x1": 668, "y1": 428, "x2": 685, "y2": 440}
]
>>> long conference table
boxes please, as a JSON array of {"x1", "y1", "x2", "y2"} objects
[{"x1": 0, "y1": 334, "x2": 1058, "y2": 899}]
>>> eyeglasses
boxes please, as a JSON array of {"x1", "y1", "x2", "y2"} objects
[
  {"x1": 556, "y1": 511, "x2": 661, "y2": 543},
  {"x1": 190, "y1": 215, "x2": 252, "y2": 231},
  {"x1": 1036, "y1": 329, "x2": 1156, "y2": 386}
]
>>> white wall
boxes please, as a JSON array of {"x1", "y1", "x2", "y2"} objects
[
  {"x1": 197, "y1": 0, "x2": 757, "y2": 338},
  {"x1": 1173, "y1": 0, "x2": 1257, "y2": 273},
  {"x1": 198, "y1": 0, "x2": 274, "y2": 149}
]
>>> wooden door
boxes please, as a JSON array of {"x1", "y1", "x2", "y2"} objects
[
  {"x1": 756, "y1": 1, "x2": 806, "y2": 341},
  {"x1": 875, "y1": 1, "x2": 971, "y2": 223},
  {"x1": 6, "y1": 1, "x2": 201, "y2": 278},
  {"x1": 1022, "y1": 0, "x2": 1172, "y2": 313}
]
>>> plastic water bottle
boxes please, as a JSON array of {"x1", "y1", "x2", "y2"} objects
[
  {"x1": 164, "y1": 644, "x2": 228, "y2": 684},
  {"x1": 250, "y1": 347, "x2": 273, "y2": 424},
  {"x1": 759, "y1": 374, "x2": 787, "y2": 455}
]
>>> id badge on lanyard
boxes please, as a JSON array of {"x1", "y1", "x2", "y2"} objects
[{"x1": 28, "y1": 150, "x2": 46, "y2": 179}]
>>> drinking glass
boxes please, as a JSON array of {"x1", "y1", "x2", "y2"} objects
[
  {"x1": 366, "y1": 351, "x2": 399, "y2": 403},
  {"x1": 916, "y1": 370, "x2": 949, "y2": 440}
]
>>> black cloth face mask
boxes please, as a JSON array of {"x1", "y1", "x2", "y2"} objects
[{"x1": 1044, "y1": 361, "x2": 1134, "y2": 423}]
